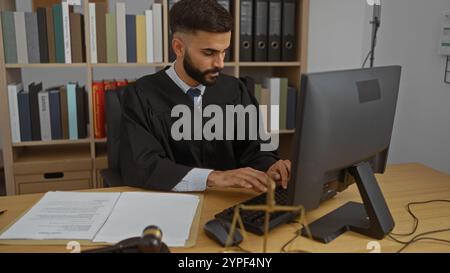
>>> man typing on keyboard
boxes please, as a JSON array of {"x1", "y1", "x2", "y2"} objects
[{"x1": 120, "y1": 0, "x2": 291, "y2": 193}]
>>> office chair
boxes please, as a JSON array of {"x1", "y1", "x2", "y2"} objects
[{"x1": 100, "y1": 85, "x2": 130, "y2": 187}]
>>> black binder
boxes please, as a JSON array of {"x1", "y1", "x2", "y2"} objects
[
  {"x1": 217, "y1": 0, "x2": 233, "y2": 62},
  {"x1": 168, "y1": 0, "x2": 179, "y2": 62},
  {"x1": 36, "y1": 8, "x2": 49, "y2": 63},
  {"x1": 76, "y1": 86, "x2": 87, "y2": 139},
  {"x1": 29, "y1": 82, "x2": 43, "y2": 141},
  {"x1": 126, "y1": 15, "x2": 137, "y2": 63},
  {"x1": 268, "y1": 0, "x2": 282, "y2": 61},
  {"x1": 281, "y1": 0, "x2": 297, "y2": 61},
  {"x1": 253, "y1": 0, "x2": 268, "y2": 62},
  {"x1": 239, "y1": 0, "x2": 253, "y2": 62}
]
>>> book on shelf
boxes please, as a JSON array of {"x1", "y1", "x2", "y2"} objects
[
  {"x1": 7, "y1": 83, "x2": 23, "y2": 144},
  {"x1": 8, "y1": 81, "x2": 88, "y2": 143},
  {"x1": 92, "y1": 79, "x2": 131, "y2": 139},
  {"x1": 18, "y1": 89, "x2": 33, "y2": 142},
  {"x1": 105, "y1": 12, "x2": 118, "y2": 63},
  {"x1": 241, "y1": 76, "x2": 297, "y2": 132},
  {"x1": 29, "y1": 82, "x2": 43, "y2": 141},
  {"x1": 88, "y1": 2, "x2": 163, "y2": 64},
  {"x1": 0, "y1": 1, "x2": 84, "y2": 64},
  {"x1": 38, "y1": 89, "x2": 52, "y2": 141}
]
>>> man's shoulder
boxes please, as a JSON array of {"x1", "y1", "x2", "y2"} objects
[{"x1": 135, "y1": 70, "x2": 166, "y2": 90}]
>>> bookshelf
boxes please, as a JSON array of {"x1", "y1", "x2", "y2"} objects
[{"x1": 0, "y1": 0, "x2": 309, "y2": 196}]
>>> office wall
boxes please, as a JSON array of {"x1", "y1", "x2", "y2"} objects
[
  {"x1": 308, "y1": 0, "x2": 450, "y2": 174},
  {"x1": 307, "y1": 0, "x2": 368, "y2": 72},
  {"x1": 375, "y1": 0, "x2": 450, "y2": 174}
]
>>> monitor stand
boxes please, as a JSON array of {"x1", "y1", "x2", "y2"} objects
[{"x1": 302, "y1": 161, "x2": 395, "y2": 244}]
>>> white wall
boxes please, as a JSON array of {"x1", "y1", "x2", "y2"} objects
[
  {"x1": 375, "y1": 0, "x2": 450, "y2": 174},
  {"x1": 308, "y1": 0, "x2": 450, "y2": 174},
  {"x1": 308, "y1": 0, "x2": 368, "y2": 72}
]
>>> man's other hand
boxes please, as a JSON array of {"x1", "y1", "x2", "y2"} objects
[{"x1": 266, "y1": 160, "x2": 291, "y2": 189}]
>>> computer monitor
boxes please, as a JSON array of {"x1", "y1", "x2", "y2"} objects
[{"x1": 289, "y1": 66, "x2": 402, "y2": 243}]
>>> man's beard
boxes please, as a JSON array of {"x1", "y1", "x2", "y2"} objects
[{"x1": 183, "y1": 52, "x2": 222, "y2": 86}]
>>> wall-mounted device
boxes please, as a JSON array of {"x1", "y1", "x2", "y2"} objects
[{"x1": 439, "y1": 11, "x2": 450, "y2": 56}]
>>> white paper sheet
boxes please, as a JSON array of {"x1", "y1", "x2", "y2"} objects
[
  {"x1": 92, "y1": 192, "x2": 200, "y2": 247},
  {"x1": 0, "y1": 192, "x2": 121, "y2": 240}
]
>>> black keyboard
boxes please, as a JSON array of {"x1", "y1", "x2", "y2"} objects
[{"x1": 215, "y1": 187, "x2": 299, "y2": 235}]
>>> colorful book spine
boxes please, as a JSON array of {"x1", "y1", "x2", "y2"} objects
[
  {"x1": 106, "y1": 13, "x2": 118, "y2": 63},
  {"x1": 89, "y1": 3, "x2": 97, "y2": 64},
  {"x1": 8, "y1": 84, "x2": 23, "y2": 143},
  {"x1": 53, "y1": 4, "x2": 65, "y2": 63},
  {"x1": 49, "y1": 90, "x2": 63, "y2": 140},
  {"x1": 93, "y1": 81, "x2": 106, "y2": 139},
  {"x1": 1, "y1": 11, "x2": 18, "y2": 64},
  {"x1": 67, "y1": 83, "x2": 78, "y2": 140},
  {"x1": 18, "y1": 90, "x2": 32, "y2": 142},
  {"x1": 61, "y1": 1, "x2": 72, "y2": 64},
  {"x1": 136, "y1": 15, "x2": 147, "y2": 63},
  {"x1": 38, "y1": 91, "x2": 52, "y2": 141}
]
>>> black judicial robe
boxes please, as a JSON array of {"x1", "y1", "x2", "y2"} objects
[{"x1": 119, "y1": 68, "x2": 279, "y2": 191}]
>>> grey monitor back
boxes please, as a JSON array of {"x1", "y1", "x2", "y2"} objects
[{"x1": 289, "y1": 66, "x2": 402, "y2": 211}]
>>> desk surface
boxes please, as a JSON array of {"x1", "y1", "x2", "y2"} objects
[{"x1": 0, "y1": 163, "x2": 449, "y2": 253}]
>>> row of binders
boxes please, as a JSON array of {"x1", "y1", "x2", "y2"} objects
[
  {"x1": 241, "y1": 76, "x2": 297, "y2": 131},
  {"x1": 240, "y1": 0, "x2": 297, "y2": 62},
  {"x1": 169, "y1": 0, "x2": 297, "y2": 62},
  {"x1": 1, "y1": 2, "x2": 86, "y2": 64},
  {"x1": 89, "y1": 2, "x2": 164, "y2": 64},
  {"x1": 8, "y1": 82, "x2": 88, "y2": 143}
]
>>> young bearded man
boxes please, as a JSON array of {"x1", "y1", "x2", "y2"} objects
[{"x1": 119, "y1": 0, "x2": 291, "y2": 193}]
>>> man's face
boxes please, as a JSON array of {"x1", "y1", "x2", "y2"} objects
[{"x1": 180, "y1": 31, "x2": 231, "y2": 86}]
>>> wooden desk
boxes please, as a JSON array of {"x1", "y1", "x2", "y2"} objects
[{"x1": 0, "y1": 163, "x2": 449, "y2": 253}]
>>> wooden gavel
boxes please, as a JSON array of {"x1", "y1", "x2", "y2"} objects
[{"x1": 83, "y1": 226, "x2": 171, "y2": 253}]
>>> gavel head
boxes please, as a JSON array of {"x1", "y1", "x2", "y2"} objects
[{"x1": 137, "y1": 225, "x2": 164, "y2": 253}]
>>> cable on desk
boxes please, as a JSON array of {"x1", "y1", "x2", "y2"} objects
[
  {"x1": 389, "y1": 229, "x2": 450, "y2": 253},
  {"x1": 388, "y1": 199, "x2": 450, "y2": 253},
  {"x1": 390, "y1": 199, "x2": 450, "y2": 237},
  {"x1": 280, "y1": 224, "x2": 310, "y2": 253}
]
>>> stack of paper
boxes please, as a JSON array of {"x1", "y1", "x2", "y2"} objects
[
  {"x1": 0, "y1": 191, "x2": 200, "y2": 247},
  {"x1": 93, "y1": 192, "x2": 200, "y2": 247}
]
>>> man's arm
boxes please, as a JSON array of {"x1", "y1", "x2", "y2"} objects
[{"x1": 172, "y1": 168, "x2": 213, "y2": 192}]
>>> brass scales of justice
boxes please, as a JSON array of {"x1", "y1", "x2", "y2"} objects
[{"x1": 223, "y1": 179, "x2": 313, "y2": 253}]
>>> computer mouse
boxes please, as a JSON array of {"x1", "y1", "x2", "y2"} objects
[{"x1": 204, "y1": 219, "x2": 243, "y2": 247}]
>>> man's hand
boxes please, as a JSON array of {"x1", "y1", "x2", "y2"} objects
[
  {"x1": 267, "y1": 160, "x2": 292, "y2": 189},
  {"x1": 207, "y1": 167, "x2": 270, "y2": 192}
]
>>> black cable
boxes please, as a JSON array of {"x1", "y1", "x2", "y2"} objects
[
  {"x1": 280, "y1": 229, "x2": 309, "y2": 253},
  {"x1": 362, "y1": 50, "x2": 372, "y2": 68},
  {"x1": 398, "y1": 237, "x2": 450, "y2": 253},
  {"x1": 281, "y1": 221, "x2": 312, "y2": 253},
  {"x1": 388, "y1": 200, "x2": 450, "y2": 253},
  {"x1": 280, "y1": 200, "x2": 450, "y2": 253},
  {"x1": 445, "y1": 56, "x2": 450, "y2": 84},
  {"x1": 390, "y1": 200, "x2": 450, "y2": 237}
]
